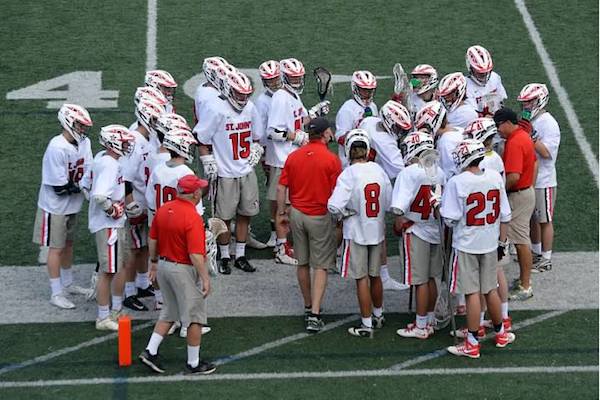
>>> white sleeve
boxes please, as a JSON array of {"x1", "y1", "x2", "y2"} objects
[
  {"x1": 382, "y1": 173, "x2": 393, "y2": 212},
  {"x1": 90, "y1": 161, "x2": 117, "y2": 198},
  {"x1": 499, "y1": 185, "x2": 511, "y2": 223},
  {"x1": 145, "y1": 171, "x2": 157, "y2": 212},
  {"x1": 327, "y1": 170, "x2": 353, "y2": 214},
  {"x1": 440, "y1": 178, "x2": 462, "y2": 222},
  {"x1": 42, "y1": 146, "x2": 69, "y2": 186},
  {"x1": 496, "y1": 75, "x2": 508, "y2": 101},
  {"x1": 390, "y1": 169, "x2": 413, "y2": 214},
  {"x1": 267, "y1": 95, "x2": 290, "y2": 138},
  {"x1": 193, "y1": 103, "x2": 220, "y2": 145},
  {"x1": 540, "y1": 118, "x2": 561, "y2": 160},
  {"x1": 251, "y1": 104, "x2": 264, "y2": 142},
  {"x1": 373, "y1": 138, "x2": 404, "y2": 178},
  {"x1": 335, "y1": 105, "x2": 354, "y2": 140}
]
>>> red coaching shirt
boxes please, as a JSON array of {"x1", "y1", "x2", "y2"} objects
[
  {"x1": 503, "y1": 127, "x2": 536, "y2": 190},
  {"x1": 149, "y1": 197, "x2": 206, "y2": 265},
  {"x1": 279, "y1": 139, "x2": 342, "y2": 216}
]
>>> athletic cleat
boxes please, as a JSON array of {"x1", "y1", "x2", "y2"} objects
[
  {"x1": 509, "y1": 278, "x2": 522, "y2": 291},
  {"x1": 185, "y1": 360, "x2": 216, "y2": 375},
  {"x1": 136, "y1": 285, "x2": 155, "y2": 298},
  {"x1": 234, "y1": 256, "x2": 256, "y2": 272},
  {"x1": 382, "y1": 277, "x2": 409, "y2": 291},
  {"x1": 451, "y1": 326, "x2": 486, "y2": 339},
  {"x1": 348, "y1": 324, "x2": 374, "y2": 338},
  {"x1": 447, "y1": 340, "x2": 481, "y2": 359},
  {"x1": 110, "y1": 309, "x2": 126, "y2": 321},
  {"x1": 168, "y1": 321, "x2": 181, "y2": 335},
  {"x1": 509, "y1": 285, "x2": 533, "y2": 301},
  {"x1": 50, "y1": 293, "x2": 75, "y2": 309},
  {"x1": 372, "y1": 315, "x2": 385, "y2": 329},
  {"x1": 218, "y1": 258, "x2": 232, "y2": 274},
  {"x1": 63, "y1": 284, "x2": 94, "y2": 297},
  {"x1": 202, "y1": 326, "x2": 211, "y2": 335},
  {"x1": 532, "y1": 258, "x2": 552, "y2": 273},
  {"x1": 266, "y1": 232, "x2": 277, "y2": 247},
  {"x1": 139, "y1": 349, "x2": 165, "y2": 373},
  {"x1": 306, "y1": 316, "x2": 325, "y2": 333},
  {"x1": 531, "y1": 253, "x2": 542, "y2": 265},
  {"x1": 397, "y1": 323, "x2": 430, "y2": 339},
  {"x1": 247, "y1": 230, "x2": 268, "y2": 249},
  {"x1": 503, "y1": 317, "x2": 512, "y2": 331},
  {"x1": 284, "y1": 242, "x2": 295, "y2": 257},
  {"x1": 123, "y1": 295, "x2": 148, "y2": 311},
  {"x1": 86, "y1": 271, "x2": 98, "y2": 301},
  {"x1": 96, "y1": 316, "x2": 119, "y2": 331},
  {"x1": 495, "y1": 331, "x2": 516, "y2": 348},
  {"x1": 275, "y1": 245, "x2": 298, "y2": 265}
]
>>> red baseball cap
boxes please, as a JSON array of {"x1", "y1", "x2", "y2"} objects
[{"x1": 177, "y1": 174, "x2": 208, "y2": 194}]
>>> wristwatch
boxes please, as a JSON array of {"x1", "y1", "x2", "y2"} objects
[{"x1": 150, "y1": 257, "x2": 158, "y2": 263}]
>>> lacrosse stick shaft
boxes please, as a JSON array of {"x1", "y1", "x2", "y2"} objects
[{"x1": 439, "y1": 221, "x2": 458, "y2": 343}]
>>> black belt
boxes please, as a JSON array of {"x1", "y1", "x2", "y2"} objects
[
  {"x1": 159, "y1": 256, "x2": 177, "y2": 263},
  {"x1": 508, "y1": 186, "x2": 530, "y2": 193}
]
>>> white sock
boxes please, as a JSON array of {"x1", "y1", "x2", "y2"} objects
[
  {"x1": 219, "y1": 244, "x2": 230, "y2": 259},
  {"x1": 135, "y1": 272, "x2": 150, "y2": 289},
  {"x1": 501, "y1": 302, "x2": 509, "y2": 319},
  {"x1": 112, "y1": 295, "x2": 123, "y2": 312},
  {"x1": 467, "y1": 331, "x2": 479, "y2": 345},
  {"x1": 361, "y1": 316, "x2": 373, "y2": 328},
  {"x1": 146, "y1": 332, "x2": 164, "y2": 356},
  {"x1": 155, "y1": 289, "x2": 163, "y2": 303},
  {"x1": 531, "y1": 242, "x2": 542, "y2": 255},
  {"x1": 50, "y1": 278, "x2": 62, "y2": 296},
  {"x1": 98, "y1": 305, "x2": 110, "y2": 320},
  {"x1": 542, "y1": 250, "x2": 552, "y2": 260},
  {"x1": 60, "y1": 267, "x2": 73, "y2": 287},
  {"x1": 427, "y1": 312, "x2": 436, "y2": 325},
  {"x1": 236, "y1": 242, "x2": 246, "y2": 258},
  {"x1": 125, "y1": 282, "x2": 136, "y2": 298},
  {"x1": 457, "y1": 294, "x2": 466, "y2": 306},
  {"x1": 480, "y1": 312, "x2": 486, "y2": 326},
  {"x1": 373, "y1": 307, "x2": 383, "y2": 318},
  {"x1": 380, "y1": 265, "x2": 390, "y2": 281},
  {"x1": 187, "y1": 345, "x2": 200, "y2": 368},
  {"x1": 416, "y1": 314, "x2": 428, "y2": 329}
]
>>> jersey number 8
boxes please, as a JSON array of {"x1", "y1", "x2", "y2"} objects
[{"x1": 364, "y1": 183, "x2": 381, "y2": 218}]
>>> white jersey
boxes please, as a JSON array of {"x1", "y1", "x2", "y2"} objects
[
  {"x1": 532, "y1": 112, "x2": 560, "y2": 188},
  {"x1": 195, "y1": 97, "x2": 263, "y2": 178},
  {"x1": 465, "y1": 72, "x2": 507, "y2": 115},
  {"x1": 255, "y1": 91, "x2": 274, "y2": 146},
  {"x1": 122, "y1": 129, "x2": 151, "y2": 208},
  {"x1": 336, "y1": 98, "x2": 378, "y2": 168},
  {"x1": 129, "y1": 121, "x2": 160, "y2": 153},
  {"x1": 328, "y1": 162, "x2": 392, "y2": 245},
  {"x1": 409, "y1": 92, "x2": 429, "y2": 117},
  {"x1": 193, "y1": 84, "x2": 220, "y2": 129},
  {"x1": 145, "y1": 162, "x2": 204, "y2": 216},
  {"x1": 447, "y1": 103, "x2": 478, "y2": 129},
  {"x1": 37, "y1": 134, "x2": 92, "y2": 215},
  {"x1": 440, "y1": 169, "x2": 511, "y2": 254},
  {"x1": 266, "y1": 89, "x2": 308, "y2": 168},
  {"x1": 436, "y1": 128, "x2": 464, "y2": 179},
  {"x1": 359, "y1": 116, "x2": 404, "y2": 180},
  {"x1": 479, "y1": 150, "x2": 505, "y2": 183},
  {"x1": 88, "y1": 151, "x2": 126, "y2": 233},
  {"x1": 391, "y1": 164, "x2": 446, "y2": 244},
  {"x1": 146, "y1": 150, "x2": 171, "y2": 175}
]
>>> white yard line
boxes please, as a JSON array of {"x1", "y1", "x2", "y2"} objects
[
  {"x1": 146, "y1": 0, "x2": 158, "y2": 71},
  {"x1": 0, "y1": 365, "x2": 595, "y2": 388},
  {"x1": 514, "y1": 0, "x2": 598, "y2": 185}
]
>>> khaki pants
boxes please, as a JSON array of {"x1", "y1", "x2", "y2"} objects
[
  {"x1": 508, "y1": 187, "x2": 535, "y2": 245},
  {"x1": 449, "y1": 249, "x2": 497, "y2": 295},
  {"x1": 289, "y1": 207, "x2": 336, "y2": 269}
]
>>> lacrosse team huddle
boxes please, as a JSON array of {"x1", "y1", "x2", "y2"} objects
[{"x1": 34, "y1": 44, "x2": 560, "y2": 372}]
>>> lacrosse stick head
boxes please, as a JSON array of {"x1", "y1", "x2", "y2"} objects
[
  {"x1": 313, "y1": 67, "x2": 332, "y2": 101},
  {"x1": 393, "y1": 63, "x2": 414, "y2": 112},
  {"x1": 207, "y1": 218, "x2": 228, "y2": 238}
]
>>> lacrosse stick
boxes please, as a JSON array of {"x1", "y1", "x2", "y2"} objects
[
  {"x1": 208, "y1": 178, "x2": 217, "y2": 218},
  {"x1": 393, "y1": 63, "x2": 413, "y2": 114},
  {"x1": 313, "y1": 67, "x2": 332, "y2": 101},
  {"x1": 205, "y1": 217, "x2": 228, "y2": 276}
]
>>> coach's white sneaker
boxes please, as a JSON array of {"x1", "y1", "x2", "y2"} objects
[
  {"x1": 50, "y1": 293, "x2": 75, "y2": 309},
  {"x1": 383, "y1": 277, "x2": 409, "y2": 291},
  {"x1": 96, "y1": 317, "x2": 119, "y2": 331},
  {"x1": 247, "y1": 230, "x2": 268, "y2": 250},
  {"x1": 64, "y1": 284, "x2": 94, "y2": 297},
  {"x1": 168, "y1": 321, "x2": 181, "y2": 335}
]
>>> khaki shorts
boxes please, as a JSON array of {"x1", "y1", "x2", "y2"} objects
[
  {"x1": 340, "y1": 239, "x2": 382, "y2": 279},
  {"x1": 400, "y1": 232, "x2": 443, "y2": 286},
  {"x1": 32, "y1": 209, "x2": 77, "y2": 248},
  {"x1": 157, "y1": 260, "x2": 207, "y2": 326},
  {"x1": 508, "y1": 187, "x2": 535, "y2": 245},
  {"x1": 215, "y1": 171, "x2": 260, "y2": 220},
  {"x1": 95, "y1": 228, "x2": 127, "y2": 274},
  {"x1": 533, "y1": 187, "x2": 556, "y2": 223},
  {"x1": 449, "y1": 249, "x2": 497, "y2": 295},
  {"x1": 290, "y1": 206, "x2": 336, "y2": 269},
  {"x1": 126, "y1": 220, "x2": 148, "y2": 249},
  {"x1": 266, "y1": 166, "x2": 289, "y2": 202}
]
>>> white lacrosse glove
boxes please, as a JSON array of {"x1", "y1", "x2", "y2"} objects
[
  {"x1": 199, "y1": 155, "x2": 218, "y2": 181},
  {"x1": 125, "y1": 201, "x2": 143, "y2": 218},
  {"x1": 308, "y1": 100, "x2": 331, "y2": 119},
  {"x1": 247, "y1": 142, "x2": 264, "y2": 168},
  {"x1": 292, "y1": 130, "x2": 309, "y2": 146}
]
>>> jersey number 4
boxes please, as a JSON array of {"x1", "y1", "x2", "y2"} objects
[
  {"x1": 364, "y1": 183, "x2": 380, "y2": 218},
  {"x1": 410, "y1": 185, "x2": 433, "y2": 220},
  {"x1": 154, "y1": 184, "x2": 177, "y2": 209},
  {"x1": 229, "y1": 131, "x2": 251, "y2": 160},
  {"x1": 466, "y1": 190, "x2": 500, "y2": 226}
]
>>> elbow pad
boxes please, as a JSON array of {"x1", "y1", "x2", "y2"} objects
[{"x1": 267, "y1": 129, "x2": 288, "y2": 142}]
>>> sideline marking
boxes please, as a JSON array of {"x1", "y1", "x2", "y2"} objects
[
  {"x1": 514, "y1": 0, "x2": 598, "y2": 185},
  {"x1": 146, "y1": 0, "x2": 158, "y2": 71}
]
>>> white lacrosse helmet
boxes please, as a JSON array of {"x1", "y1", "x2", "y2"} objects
[
  {"x1": 438, "y1": 72, "x2": 467, "y2": 112},
  {"x1": 223, "y1": 70, "x2": 253, "y2": 111},
  {"x1": 202, "y1": 56, "x2": 229, "y2": 88},
  {"x1": 344, "y1": 128, "x2": 371, "y2": 158},
  {"x1": 280, "y1": 58, "x2": 305, "y2": 95},
  {"x1": 379, "y1": 100, "x2": 412, "y2": 138},
  {"x1": 400, "y1": 131, "x2": 435, "y2": 164},
  {"x1": 517, "y1": 83, "x2": 549, "y2": 120},
  {"x1": 163, "y1": 129, "x2": 198, "y2": 162},
  {"x1": 135, "y1": 98, "x2": 166, "y2": 133},
  {"x1": 410, "y1": 64, "x2": 439, "y2": 95},
  {"x1": 155, "y1": 113, "x2": 190, "y2": 143},
  {"x1": 144, "y1": 70, "x2": 178, "y2": 102},
  {"x1": 465, "y1": 45, "x2": 494, "y2": 86},
  {"x1": 453, "y1": 138, "x2": 486, "y2": 171},
  {"x1": 99, "y1": 124, "x2": 135, "y2": 157},
  {"x1": 57, "y1": 103, "x2": 93, "y2": 143},
  {"x1": 259, "y1": 60, "x2": 282, "y2": 94},
  {"x1": 351, "y1": 70, "x2": 377, "y2": 107},
  {"x1": 415, "y1": 100, "x2": 447, "y2": 137},
  {"x1": 464, "y1": 117, "x2": 497, "y2": 143},
  {"x1": 134, "y1": 86, "x2": 168, "y2": 108}
]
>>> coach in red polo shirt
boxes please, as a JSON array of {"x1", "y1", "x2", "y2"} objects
[
  {"x1": 277, "y1": 117, "x2": 342, "y2": 333},
  {"x1": 495, "y1": 108, "x2": 537, "y2": 301},
  {"x1": 139, "y1": 174, "x2": 216, "y2": 376}
]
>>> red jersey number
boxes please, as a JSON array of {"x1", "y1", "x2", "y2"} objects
[
  {"x1": 229, "y1": 131, "x2": 251, "y2": 160},
  {"x1": 364, "y1": 183, "x2": 381, "y2": 218},
  {"x1": 154, "y1": 184, "x2": 177, "y2": 209},
  {"x1": 409, "y1": 185, "x2": 432, "y2": 220},
  {"x1": 466, "y1": 189, "x2": 500, "y2": 226}
]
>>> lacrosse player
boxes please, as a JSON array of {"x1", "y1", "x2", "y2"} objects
[
  {"x1": 131, "y1": 87, "x2": 169, "y2": 151},
  {"x1": 265, "y1": 58, "x2": 330, "y2": 265},
  {"x1": 409, "y1": 64, "x2": 439, "y2": 115},
  {"x1": 328, "y1": 129, "x2": 391, "y2": 337},
  {"x1": 464, "y1": 45, "x2": 507, "y2": 117},
  {"x1": 359, "y1": 100, "x2": 412, "y2": 291},
  {"x1": 393, "y1": 132, "x2": 446, "y2": 339},
  {"x1": 335, "y1": 70, "x2": 378, "y2": 168},
  {"x1": 441, "y1": 139, "x2": 515, "y2": 358},
  {"x1": 195, "y1": 70, "x2": 264, "y2": 274},
  {"x1": 88, "y1": 125, "x2": 135, "y2": 331},
  {"x1": 33, "y1": 104, "x2": 94, "y2": 309},
  {"x1": 145, "y1": 70, "x2": 178, "y2": 113},
  {"x1": 437, "y1": 72, "x2": 478, "y2": 129},
  {"x1": 193, "y1": 57, "x2": 229, "y2": 126},
  {"x1": 517, "y1": 84, "x2": 560, "y2": 273}
]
